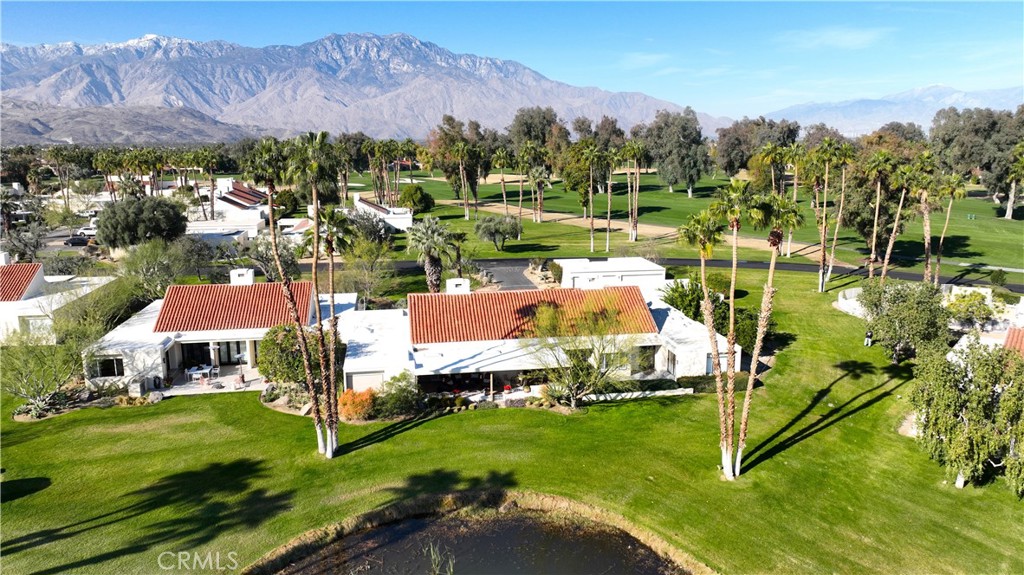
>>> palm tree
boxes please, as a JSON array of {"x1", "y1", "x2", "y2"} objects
[
  {"x1": 709, "y1": 180, "x2": 749, "y2": 465},
  {"x1": 528, "y1": 165, "x2": 550, "y2": 224},
  {"x1": 622, "y1": 140, "x2": 646, "y2": 241},
  {"x1": 783, "y1": 142, "x2": 806, "y2": 257},
  {"x1": 812, "y1": 138, "x2": 840, "y2": 292},
  {"x1": 408, "y1": 216, "x2": 454, "y2": 293},
  {"x1": 518, "y1": 140, "x2": 542, "y2": 224},
  {"x1": 333, "y1": 141, "x2": 353, "y2": 204},
  {"x1": 286, "y1": 131, "x2": 341, "y2": 457},
  {"x1": 678, "y1": 210, "x2": 731, "y2": 479},
  {"x1": 195, "y1": 147, "x2": 219, "y2": 220},
  {"x1": 451, "y1": 141, "x2": 471, "y2": 221},
  {"x1": 933, "y1": 172, "x2": 966, "y2": 285},
  {"x1": 606, "y1": 147, "x2": 620, "y2": 252},
  {"x1": 492, "y1": 147, "x2": 511, "y2": 215},
  {"x1": 580, "y1": 142, "x2": 601, "y2": 253},
  {"x1": 734, "y1": 194, "x2": 802, "y2": 477},
  {"x1": 320, "y1": 205, "x2": 352, "y2": 415},
  {"x1": 881, "y1": 162, "x2": 917, "y2": 285},
  {"x1": 865, "y1": 150, "x2": 895, "y2": 278},
  {"x1": 446, "y1": 230, "x2": 468, "y2": 278},
  {"x1": 824, "y1": 142, "x2": 856, "y2": 285},
  {"x1": 243, "y1": 137, "x2": 327, "y2": 455},
  {"x1": 911, "y1": 151, "x2": 938, "y2": 283},
  {"x1": 759, "y1": 142, "x2": 784, "y2": 194}
]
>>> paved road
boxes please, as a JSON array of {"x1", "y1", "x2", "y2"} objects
[
  {"x1": 299, "y1": 257, "x2": 1023, "y2": 293},
  {"x1": 475, "y1": 259, "x2": 536, "y2": 290}
]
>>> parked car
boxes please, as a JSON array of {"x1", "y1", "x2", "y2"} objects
[
  {"x1": 76, "y1": 226, "x2": 98, "y2": 237},
  {"x1": 64, "y1": 236, "x2": 91, "y2": 246},
  {"x1": 75, "y1": 209, "x2": 100, "y2": 218}
]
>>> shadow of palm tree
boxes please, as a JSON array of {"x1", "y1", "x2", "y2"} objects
[
  {"x1": 4, "y1": 459, "x2": 293, "y2": 575},
  {"x1": 0, "y1": 477, "x2": 51, "y2": 503},
  {"x1": 335, "y1": 414, "x2": 444, "y2": 456},
  {"x1": 742, "y1": 362, "x2": 913, "y2": 472}
]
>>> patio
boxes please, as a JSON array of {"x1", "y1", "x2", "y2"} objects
[{"x1": 162, "y1": 364, "x2": 266, "y2": 396}]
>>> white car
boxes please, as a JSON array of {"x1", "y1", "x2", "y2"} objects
[{"x1": 76, "y1": 226, "x2": 98, "y2": 237}]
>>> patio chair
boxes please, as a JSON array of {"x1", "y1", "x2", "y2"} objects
[{"x1": 210, "y1": 366, "x2": 220, "y2": 378}]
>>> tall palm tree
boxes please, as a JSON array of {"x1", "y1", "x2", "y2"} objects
[
  {"x1": 812, "y1": 138, "x2": 840, "y2": 292},
  {"x1": 244, "y1": 137, "x2": 327, "y2": 455},
  {"x1": 286, "y1": 131, "x2": 341, "y2": 457},
  {"x1": 759, "y1": 142, "x2": 784, "y2": 194},
  {"x1": 824, "y1": 142, "x2": 856, "y2": 285},
  {"x1": 734, "y1": 194, "x2": 803, "y2": 477},
  {"x1": 528, "y1": 166, "x2": 551, "y2": 224},
  {"x1": 679, "y1": 211, "x2": 731, "y2": 479},
  {"x1": 518, "y1": 140, "x2": 542, "y2": 224},
  {"x1": 1005, "y1": 142, "x2": 1024, "y2": 221},
  {"x1": 606, "y1": 147, "x2": 620, "y2": 252},
  {"x1": 709, "y1": 179, "x2": 749, "y2": 465},
  {"x1": 408, "y1": 216, "x2": 454, "y2": 293},
  {"x1": 492, "y1": 147, "x2": 511, "y2": 215},
  {"x1": 623, "y1": 140, "x2": 646, "y2": 241},
  {"x1": 446, "y1": 230, "x2": 468, "y2": 278},
  {"x1": 451, "y1": 141, "x2": 471, "y2": 220},
  {"x1": 911, "y1": 151, "x2": 938, "y2": 283},
  {"x1": 580, "y1": 142, "x2": 600, "y2": 252},
  {"x1": 933, "y1": 173, "x2": 966, "y2": 285},
  {"x1": 195, "y1": 147, "x2": 219, "y2": 220},
  {"x1": 785, "y1": 142, "x2": 806, "y2": 203},
  {"x1": 881, "y1": 162, "x2": 917, "y2": 284},
  {"x1": 320, "y1": 205, "x2": 352, "y2": 416},
  {"x1": 865, "y1": 150, "x2": 895, "y2": 278}
]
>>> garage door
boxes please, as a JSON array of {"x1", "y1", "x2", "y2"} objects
[{"x1": 346, "y1": 371, "x2": 384, "y2": 392}]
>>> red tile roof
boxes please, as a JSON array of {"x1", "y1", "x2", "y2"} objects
[
  {"x1": 1005, "y1": 327, "x2": 1024, "y2": 357},
  {"x1": 409, "y1": 286, "x2": 657, "y2": 345},
  {"x1": 225, "y1": 182, "x2": 267, "y2": 206},
  {"x1": 153, "y1": 282, "x2": 313, "y2": 332},
  {"x1": 0, "y1": 263, "x2": 43, "y2": 301}
]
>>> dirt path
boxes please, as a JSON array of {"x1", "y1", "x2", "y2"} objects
[{"x1": 436, "y1": 199, "x2": 855, "y2": 267}]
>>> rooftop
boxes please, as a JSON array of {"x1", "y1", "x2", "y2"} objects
[
  {"x1": 408, "y1": 286, "x2": 658, "y2": 345},
  {"x1": 0, "y1": 263, "x2": 42, "y2": 301},
  {"x1": 153, "y1": 282, "x2": 313, "y2": 332}
]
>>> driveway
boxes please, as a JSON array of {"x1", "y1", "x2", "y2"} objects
[{"x1": 476, "y1": 259, "x2": 536, "y2": 290}]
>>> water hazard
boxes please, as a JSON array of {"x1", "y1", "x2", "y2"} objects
[{"x1": 280, "y1": 510, "x2": 685, "y2": 574}]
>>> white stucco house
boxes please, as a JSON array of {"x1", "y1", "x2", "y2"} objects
[
  {"x1": 0, "y1": 258, "x2": 114, "y2": 342},
  {"x1": 351, "y1": 193, "x2": 413, "y2": 231},
  {"x1": 552, "y1": 257, "x2": 667, "y2": 289}
]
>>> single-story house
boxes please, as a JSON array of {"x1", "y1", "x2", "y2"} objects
[
  {"x1": 86, "y1": 273, "x2": 357, "y2": 391},
  {"x1": 552, "y1": 257, "x2": 667, "y2": 289},
  {"x1": 351, "y1": 193, "x2": 413, "y2": 231},
  {"x1": 0, "y1": 257, "x2": 114, "y2": 341}
]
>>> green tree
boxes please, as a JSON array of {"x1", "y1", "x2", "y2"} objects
[
  {"x1": 118, "y1": 239, "x2": 190, "y2": 299},
  {"x1": 645, "y1": 108, "x2": 708, "y2": 197},
  {"x1": 407, "y1": 216, "x2": 453, "y2": 294},
  {"x1": 257, "y1": 323, "x2": 344, "y2": 389},
  {"x1": 1, "y1": 222, "x2": 49, "y2": 262},
  {"x1": 864, "y1": 149, "x2": 897, "y2": 278},
  {"x1": 474, "y1": 215, "x2": 522, "y2": 251},
  {"x1": 397, "y1": 184, "x2": 435, "y2": 213},
  {"x1": 341, "y1": 236, "x2": 394, "y2": 304},
  {"x1": 880, "y1": 162, "x2": 918, "y2": 284},
  {"x1": 1004, "y1": 141, "x2": 1024, "y2": 220},
  {"x1": 933, "y1": 172, "x2": 967, "y2": 285},
  {"x1": 173, "y1": 235, "x2": 215, "y2": 281},
  {"x1": 946, "y1": 292, "x2": 994, "y2": 326},
  {"x1": 825, "y1": 142, "x2": 857, "y2": 285},
  {"x1": 96, "y1": 197, "x2": 186, "y2": 248},
  {"x1": 859, "y1": 279, "x2": 949, "y2": 363},
  {"x1": 0, "y1": 330, "x2": 87, "y2": 418},
  {"x1": 245, "y1": 235, "x2": 300, "y2": 282},
  {"x1": 912, "y1": 341, "x2": 1024, "y2": 495}
]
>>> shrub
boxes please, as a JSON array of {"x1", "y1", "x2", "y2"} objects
[
  {"x1": 475, "y1": 400, "x2": 498, "y2": 410},
  {"x1": 504, "y1": 398, "x2": 527, "y2": 408},
  {"x1": 529, "y1": 257, "x2": 546, "y2": 271},
  {"x1": 547, "y1": 261, "x2": 563, "y2": 283},
  {"x1": 474, "y1": 215, "x2": 521, "y2": 251},
  {"x1": 522, "y1": 385, "x2": 532, "y2": 393},
  {"x1": 339, "y1": 389, "x2": 376, "y2": 420},
  {"x1": 454, "y1": 396, "x2": 468, "y2": 408},
  {"x1": 994, "y1": 291, "x2": 1021, "y2": 305},
  {"x1": 373, "y1": 370, "x2": 421, "y2": 418},
  {"x1": 947, "y1": 292, "x2": 994, "y2": 325},
  {"x1": 989, "y1": 268, "x2": 1007, "y2": 287},
  {"x1": 398, "y1": 184, "x2": 434, "y2": 213},
  {"x1": 677, "y1": 375, "x2": 717, "y2": 393}
]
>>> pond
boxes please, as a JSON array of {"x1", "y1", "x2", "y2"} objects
[{"x1": 280, "y1": 509, "x2": 685, "y2": 574}]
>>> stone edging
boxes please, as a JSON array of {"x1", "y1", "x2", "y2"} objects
[{"x1": 243, "y1": 490, "x2": 715, "y2": 575}]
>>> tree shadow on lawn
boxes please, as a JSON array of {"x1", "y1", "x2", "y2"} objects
[
  {"x1": 742, "y1": 362, "x2": 914, "y2": 473},
  {"x1": 0, "y1": 477, "x2": 52, "y2": 503},
  {"x1": 503, "y1": 243, "x2": 558, "y2": 254},
  {"x1": 891, "y1": 236, "x2": 981, "y2": 262},
  {"x1": 336, "y1": 413, "x2": 446, "y2": 457},
  {"x1": 4, "y1": 458, "x2": 294, "y2": 575}
]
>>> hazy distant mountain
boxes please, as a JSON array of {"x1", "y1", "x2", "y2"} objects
[
  {"x1": 0, "y1": 98, "x2": 260, "y2": 145},
  {"x1": 766, "y1": 85, "x2": 1022, "y2": 136},
  {"x1": 1, "y1": 33, "x2": 733, "y2": 143}
]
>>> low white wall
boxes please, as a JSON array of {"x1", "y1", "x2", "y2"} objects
[{"x1": 835, "y1": 287, "x2": 867, "y2": 318}]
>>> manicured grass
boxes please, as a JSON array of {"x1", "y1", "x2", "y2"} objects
[{"x1": 2, "y1": 269, "x2": 1021, "y2": 574}]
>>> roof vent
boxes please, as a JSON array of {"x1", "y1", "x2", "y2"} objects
[{"x1": 446, "y1": 278, "x2": 470, "y2": 294}]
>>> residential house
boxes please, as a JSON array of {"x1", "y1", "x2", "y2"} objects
[
  {"x1": 351, "y1": 193, "x2": 413, "y2": 231},
  {"x1": 0, "y1": 257, "x2": 114, "y2": 341},
  {"x1": 552, "y1": 257, "x2": 667, "y2": 289}
]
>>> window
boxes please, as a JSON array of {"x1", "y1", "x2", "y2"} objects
[
  {"x1": 630, "y1": 346, "x2": 657, "y2": 374},
  {"x1": 94, "y1": 357, "x2": 125, "y2": 378},
  {"x1": 19, "y1": 316, "x2": 51, "y2": 335}
]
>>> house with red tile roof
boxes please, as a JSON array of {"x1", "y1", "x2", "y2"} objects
[
  {"x1": 87, "y1": 272, "x2": 358, "y2": 392},
  {"x1": 1, "y1": 258, "x2": 115, "y2": 341}
]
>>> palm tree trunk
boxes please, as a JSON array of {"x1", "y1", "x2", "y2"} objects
[
  {"x1": 461, "y1": 163, "x2": 469, "y2": 221},
  {"x1": 735, "y1": 243, "x2": 779, "y2": 478},
  {"x1": 425, "y1": 256, "x2": 442, "y2": 293},
  {"x1": 921, "y1": 194, "x2": 933, "y2": 283},
  {"x1": 606, "y1": 177, "x2": 612, "y2": 252},
  {"x1": 725, "y1": 225, "x2": 739, "y2": 465},
  {"x1": 588, "y1": 167, "x2": 595, "y2": 253},
  {"x1": 699, "y1": 255, "x2": 734, "y2": 480},
  {"x1": 818, "y1": 164, "x2": 830, "y2": 292},
  {"x1": 1005, "y1": 181, "x2": 1017, "y2": 220},
  {"x1": 267, "y1": 182, "x2": 326, "y2": 454},
  {"x1": 880, "y1": 187, "x2": 908, "y2": 285},
  {"x1": 500, "y1": 170, "x2": 508, "y2": 215},
  {"x1": 868, "y1": 179, "x2": 882, "y2": 278},
  {"x1": 341, "y1": 170, "x2": 350, "y2": 204},
  {"x1": 208, "y1": 167, "x2": 216, "y2": 220},
  {"x1": 626, "y1": 168, "x2": 633, "y2": 241},
  {"x1": 309, "y1": 183, "x2": 333, "y2": 456},
  {"x1": 517, "y1": 178, "x2": 524, "y2": 239},
  {"x1": 934, "y1": 197, "x2": 955, "y2": 286},
  {"x1": 825, "y1": 171, "x2": 847, "y2": 285}
]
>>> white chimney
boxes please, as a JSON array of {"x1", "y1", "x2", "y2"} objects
[
  {"x1": 446, "y1": 278, "x2": 470, "y2": 294},
  {"x1": 230, "y1": 268, "x2": 255, "y2": 286},
  {"x1": 0, "y1": 252, "x2": 12, "y2": 266}
]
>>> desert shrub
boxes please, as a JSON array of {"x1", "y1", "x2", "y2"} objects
[
  {"x1": 339, "y1": 389, "x2": 377, "y2": 420},
  {"x1": 372, "y1": 370, "x2": 421, "y2": 418},
  {"x1": 114, "y1": 395, "x2": 149, "y2": 407},
  {"x1": 989, "y1": 268, "x2": 1007, "y2": 287},
  {"x1": 398, "y1": 184, "x2": 435, "y2": 213},
  {"x1": 677, "y1": 375, "x2": 717, "y2": 393},
  {"x1": 504, "y1": 398, "x2": 527, "y2": 408},
  {"x1": 44, "y1": 254, "x2": 94, "y2": 275},
  {"x1": 947, "y1": 292, "x2": 995, "y2": 325},
  {"x1": 994, "y1": 291, "x2": 1021, "y2": 305},
  {"x1": 548, "y1": 261, "x2": 563, "y2": 283},
  {"x1": 540, "y1": 383, "x2": 570, "y2": 405},
  {"x1": 529, "y1": 257, "x2": 546, "y2": 271},
  {"x1": 454, "y1": 396, "x2": 468, "y2": 408},
  {"x1": 475, "y1": 400, "x2": 498, "y2": 410},
  {"x1": 704, "y1": 272, "x2": 730, "y2": 294}
]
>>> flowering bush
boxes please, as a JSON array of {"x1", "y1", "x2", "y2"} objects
[
  {"x1": 503, "y1": 384, "x2": 512, "y2": 392},
  {"x1": 339, "y1": 389, "x2": 376, "y2": 421}
]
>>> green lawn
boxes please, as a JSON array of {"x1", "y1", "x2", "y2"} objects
[{"x1": 2, "y1": 269, "x2": 1021, "y2": 574}]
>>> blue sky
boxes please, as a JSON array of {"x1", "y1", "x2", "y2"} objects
[{"x1": 2, "y1": 2, "x2": 1021, "y2": 118}]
